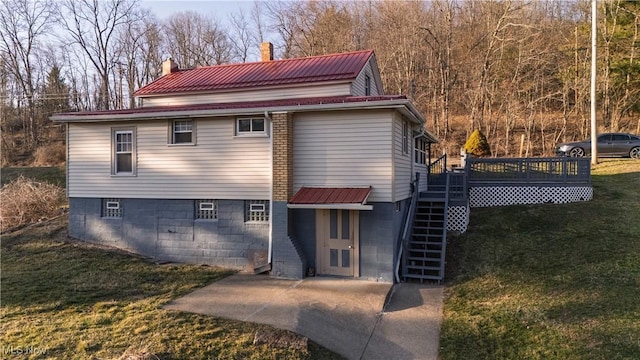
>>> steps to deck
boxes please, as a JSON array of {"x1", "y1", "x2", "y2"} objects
[{"x1": 403, "y1": 198, "x2": 447, "y2": 283}]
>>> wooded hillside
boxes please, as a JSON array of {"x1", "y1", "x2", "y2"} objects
[{"x1": 2, "y1": 0, "x2": 639, "y2": 165}]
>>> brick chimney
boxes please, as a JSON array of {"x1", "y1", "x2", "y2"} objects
[
  {"x1": 260, "y1": 42, "x2": 274, "y2": 62},
  {"x1": 162, "y1": 58, "x2": 178, "y2": 76}
]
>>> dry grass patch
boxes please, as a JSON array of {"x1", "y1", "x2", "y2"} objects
[
  {"x1": 0, "y1": 175, "x2": 65, "y2": 232},
  {"x1": 32, "y1": 141, "x2": 66, "y2": 166}
]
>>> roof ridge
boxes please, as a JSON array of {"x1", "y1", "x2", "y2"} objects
[{"x1": 187, "y1": 49, "x2": 374, "y2": 71}]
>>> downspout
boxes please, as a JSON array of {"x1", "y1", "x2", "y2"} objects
[{"x1": 266, "y1": 110, "x2": 273, "y2": 264}]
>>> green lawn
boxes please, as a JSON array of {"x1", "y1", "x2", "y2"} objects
[
  {"x1": 1, "y1": 166, "x2": 66, "y2": 187},
  {"x1": 440, "y1": 159, "x2": 640, "y2": 359},
  {"x1": 0, "y1": 217, "x2": 341, "y2": 360}
]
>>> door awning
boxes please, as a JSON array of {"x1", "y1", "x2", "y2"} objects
[{"x1": 287, "y1": 186, "x2": 373, "y2": 210}]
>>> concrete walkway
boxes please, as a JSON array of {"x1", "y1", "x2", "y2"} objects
[{"x1": 164, "y1": 274, "x2": 443, "y2": 360}]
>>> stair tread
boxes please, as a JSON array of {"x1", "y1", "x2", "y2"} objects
[
  {"x1": 408, "y1": 241, "x2": 444, "y2": 245},
  {"x1": 403, "y1": 274, "x2": 443, "y2": 280},
  {"x1": 407, "y1": 256, "x2": 442, "y2": 261},
  {"x1": 406, "y1": 265, "x2": 442, "y2": 271}
]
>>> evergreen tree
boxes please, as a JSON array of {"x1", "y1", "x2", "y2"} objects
[{"x1": 463, "y1": 129, "x2": 491, "y2": 157}]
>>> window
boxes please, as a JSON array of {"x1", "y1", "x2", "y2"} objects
[
  {"x1": 245, "y1": 200, "x2": 269, "y2": 222},
  {"x1": 402, "y1": 120, "x2": 409, "y2": 155},
  {"x1": 364, "y1": 74, "x2": 371, "y2": 96},
  {"x1": 112, "y1": 128, "x2": 136, "y2": 175},
  {"x1": 414, "y1": 138, "x2": 427, "y2": 164},
  {"x1": 170, "y1": 120, "x2": 195, "y2": 144},
  {"x1": 195, "y1": 200, "x2": 217, "y2": 220},
  {"x1": 611, "y1": 134, "x2": 630, "y2": 141},
  {"x1": 102, "y1": 198, "x2": 122, "y2": 218},
  {"x1": 236, "y1": 118, "x2": 266, "y2": 135}
]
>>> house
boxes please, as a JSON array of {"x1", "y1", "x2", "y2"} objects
[{"x1": 51, "y1": 43, "x2": 441, "y2": 282}]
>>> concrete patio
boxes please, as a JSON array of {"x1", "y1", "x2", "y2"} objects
[{"x1": 164, "y1": 274, "x2": 443, "y2": 360}]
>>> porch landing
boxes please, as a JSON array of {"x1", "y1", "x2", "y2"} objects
[{"x1": 165, "y1": 274, "x2": 443, "y2": 360}]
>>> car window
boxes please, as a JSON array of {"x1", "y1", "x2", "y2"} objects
[
  {"x1": 611, "y1": 134, "x2": 630, "y2": 141},
  {"x1": 630, "y1": 135, "x2": 640, "y2": 141},
  {"x1": 598, "y1": 134, "x2": 612, "y2": 143}
]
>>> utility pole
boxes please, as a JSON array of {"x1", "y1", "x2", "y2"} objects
[{"x1": 591, "y1": 0, "x2": 598, "y2": 164}]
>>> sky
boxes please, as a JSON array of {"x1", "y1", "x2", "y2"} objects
[{"x1": 142, "y1": 0, "x2": 256, "y2": 21}]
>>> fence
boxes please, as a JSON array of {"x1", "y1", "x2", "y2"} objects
[{"x1": 466, "y1": 157, "x2": 591, "y2": 186}]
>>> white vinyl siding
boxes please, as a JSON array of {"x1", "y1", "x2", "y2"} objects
[
  {"x1": 393, "y1": 113, "x2": 413, "y2": 201},
  {"x1": 67, "y1": 119, "x2": 270, "y2": 199},
  {"x1": 352, "y1": 59, "x2": 380, "y2": 96},
  {"x1": 293, "y1": 110, "x2": 394, "y2": 202},
  {"x1": 141, "y1": 83, "x2": 351, "y2": 107}
]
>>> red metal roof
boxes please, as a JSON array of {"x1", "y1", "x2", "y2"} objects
[
  {"x1": 289, "y1": 187, "x2": 372, "y2": 205},
  {"x1": 52, "y1": 95, "x2": 406, "y2": 118},
  {"x1": 134, "y1": 50, "x2": 374, "y2": 96}
]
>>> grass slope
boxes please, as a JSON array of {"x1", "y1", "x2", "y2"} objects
[
  {"x1": 440, "y1": 159, "x2": 640, "y2": 359},
  {"x1": 1, "y1": 166, "x2": 66, "y2": 187},
  {"x1": 0, "y1": 217, "x2": 341, "y2": 360}
]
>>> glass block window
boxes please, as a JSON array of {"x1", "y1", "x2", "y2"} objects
[
  {"x1": 195, "y1": 200, "x2": 217, "y2": 220},
  {"x1": 245, "y1": 200, "x2": 269, "y2": 222},
  {"x1": 102, "y1": 198, "x2": 122, "y2": 218}
]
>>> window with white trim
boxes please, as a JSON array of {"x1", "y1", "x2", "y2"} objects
[
  {"x1": 415, "y1": 138, "x2": 427, "y2": 164},
  {"x1": 402, "y1": 120, "x2": 409, "y2": 155},
  {"x1": 195, "y1": 199, "x2": 217, "y2": 220},
  {"x1": 364, "y1": 74, "x2": 371, "y2": 96},
  {"x1": 112, "y1": 128, "x2": 136, "y2": 175},
  {"x1": 245, "y1": 200, "x2": 269, "y2": 222},
  {"x1": 102, "y1": 198, "x2": 122, "y2": 218},
  {"x1": 236, "y1": 117, "x2": 266, "y2": 135},
  {"x1": 170, "y1": 120, "x2": 195, "y2": 144}
]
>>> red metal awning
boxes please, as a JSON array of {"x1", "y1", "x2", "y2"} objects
[{"x1": 288, "y1": 187, "x2": 373, "y2": 210}]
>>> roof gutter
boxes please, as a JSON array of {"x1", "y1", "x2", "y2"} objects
[{"x1": 51, "y1": 98, "x2": 438, "y2": 142}]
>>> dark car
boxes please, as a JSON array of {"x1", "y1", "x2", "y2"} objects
[{"x1": 556, "y1": 132, "x2": 640, "y2": 158}]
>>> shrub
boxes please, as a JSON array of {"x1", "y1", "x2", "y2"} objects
[
  {"x1": 463, "y1": 129, "x2": 491, "y2": 156},
  {"x1": 0, "y1": 176, "x2": 65, "y2": 232},
  {"x1": 33, "y1": 142, "x2": 66, "y2": 166}
]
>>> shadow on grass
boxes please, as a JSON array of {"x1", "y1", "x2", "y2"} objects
[{"x1": 0, "y1": 217, "x2": 232, "y2": 310}]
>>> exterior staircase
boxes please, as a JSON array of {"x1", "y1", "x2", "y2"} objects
[
  {"x1": 398, "y1": 154, "x2": 466, "y2": 284},
  {"x1": 403, "y1": 184, "x2": 448, "y2": 283},
  {"x1": 402, "y1": 154, "x2": 451, "y2": 283}
]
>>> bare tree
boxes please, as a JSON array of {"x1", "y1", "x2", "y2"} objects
[
  {"x1": 163, "y1": 11, "x2": 233, "y2": 68},
  {"x1": 0, "y1": 0, "x2": 58, "y2": 147},
  {"x1": 228, "y1": 8, "x2": 255, "y2": 62},
  {"x1": 59, "y1": 0, "x2": 140, "y2": 110},
  {"x1": 117, "y1": 10, "x2": 162, "y2": 108}
]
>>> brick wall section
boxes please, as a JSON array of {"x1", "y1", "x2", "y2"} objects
[
  {"x1": 272, "y1": 111, "x2": 293, "y2": 201},
  {"x1": 69, "y1": 198, "x2": 268, "y2": 270},
  {"x1": 270, "y1": 111, "x2": 306, "y2": 279}
]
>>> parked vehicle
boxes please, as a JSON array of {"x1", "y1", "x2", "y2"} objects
[{"x1": 556, "y1": 133, "x2": 640, "y2": 158}]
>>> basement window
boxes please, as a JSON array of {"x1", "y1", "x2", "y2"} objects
[
  {"x1": 195, "y1": 200, "x2": 218, "y2": 220},
  {"x1": 245, "y1": 200, "x2": 269, "y2": 222},
  {"x1": 102, "y1": 198, "x2": 122, "y2": 218}
]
